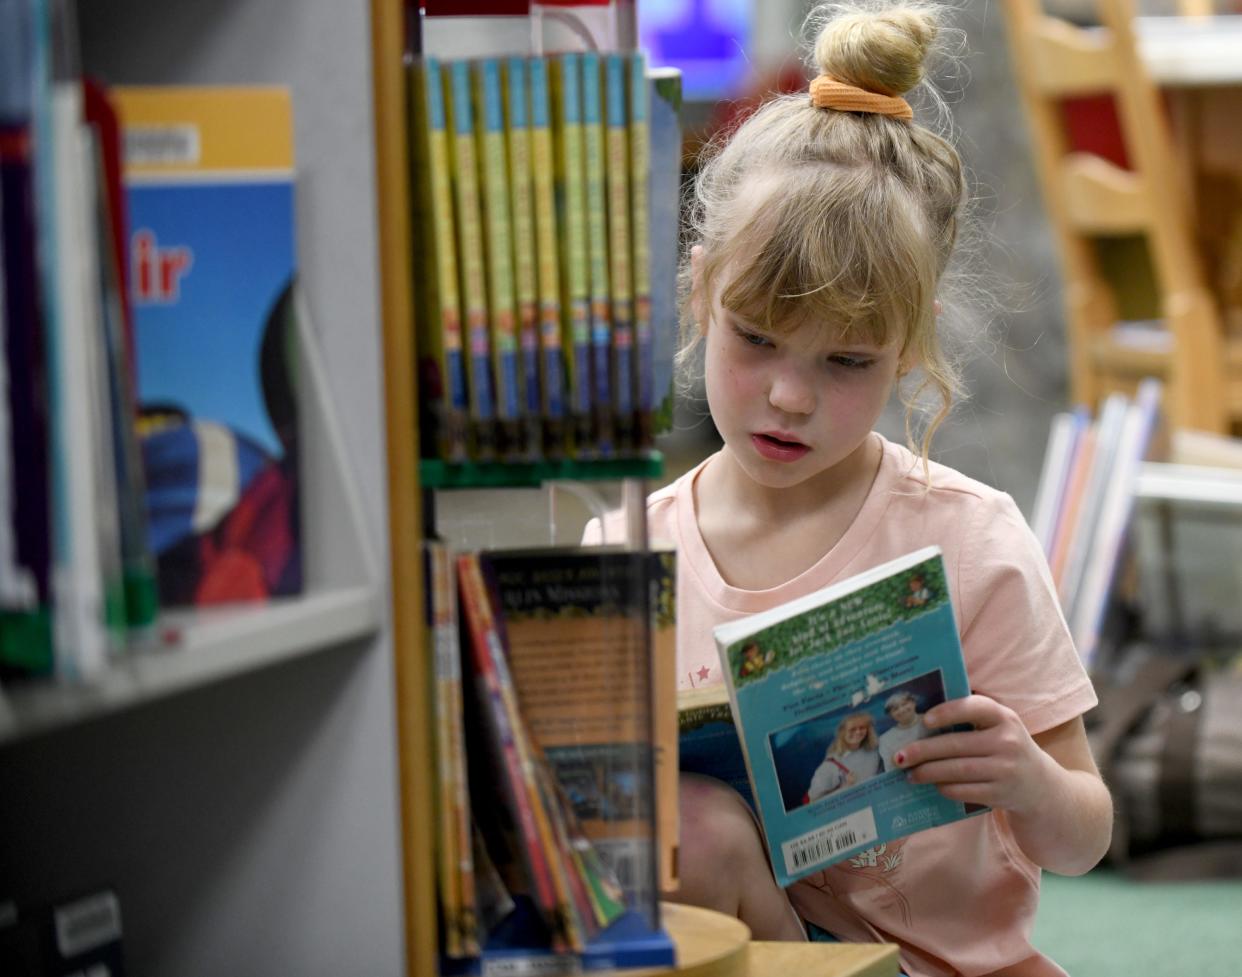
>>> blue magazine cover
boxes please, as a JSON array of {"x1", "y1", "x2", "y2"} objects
[
  {"x1": 115, "y1": 87, "x2": 301, "y2": 607},
  {"x1": 713, "y1": 545, "x2": 985, "y2": 887}
]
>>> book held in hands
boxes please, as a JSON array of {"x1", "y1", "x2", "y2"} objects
[{"x1": 711, "y1": 545, "x2": 985, "y2": 887}]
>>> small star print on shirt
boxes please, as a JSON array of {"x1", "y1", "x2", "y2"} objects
[{"x1": 696, "y1": 665, "x2": 711, "y2": 681}]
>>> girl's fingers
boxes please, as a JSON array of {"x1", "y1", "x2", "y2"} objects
[
  {"x1": 904, "y1": 756, "x2": 999, "y2": 785},
  {"x1": 924, "y1": 694, "x2": 1005, "y2": 731},
  {"x1": 893, "y1": 729, "x2": 985, "y2": 768}
]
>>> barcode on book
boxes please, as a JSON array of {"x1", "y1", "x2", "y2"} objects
[
  {"x1": 124, "y1": 125, "x2": 201, "y2": 166},
  {"x1": 781, "y1": 808, "x2": 878, "y2": 876}
]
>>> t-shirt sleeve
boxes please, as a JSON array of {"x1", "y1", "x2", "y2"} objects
[{"x1": 955, "y1": 492, "x2": 1098, "y2": 735}]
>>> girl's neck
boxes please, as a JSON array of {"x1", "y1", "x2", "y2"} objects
[
  {"x1": 691, "y1": 433, "x2": 884, "y2": 591},
  {"x1": 704, "y1": 432, "x2": 882, "y2": 524}
]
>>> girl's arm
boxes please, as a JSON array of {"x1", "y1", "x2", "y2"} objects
[{"x1": 894, "y1": 695, "x2": 1113, "y2": 876}]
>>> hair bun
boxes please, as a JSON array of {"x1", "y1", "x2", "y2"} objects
[{"x1": 811, "y1": 3, "x2": 940, "y2": 98}]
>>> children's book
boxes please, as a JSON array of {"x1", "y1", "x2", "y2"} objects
[
  {"x1": 602, "y1": 54, "x2": 634, "y2": 452},
  {"x1": 501, "y1": 57, "x2": 544, "y2": 460},
  {"x1": 526, "y1": 57, "x2": 566, "y2": 456},
  {"x1": 0, "y1": 3, "x2": 54, "y2": 674},
  {"x1": 712, "y1": 545, "x2": 985, "y2": 888},
  {"x1": 646, "y1": 68, "x2": 681, "y2": 436},
  {"x1": 424, "y1": 540, "x2": 479, "y2": 959},
  {"x1": 443, "y1": 61, "x2": 497, "y2": 460},
  {"x1": 113, "y1": 86, "x2": 302, "y2": 608},
  {"x1": 549, "y1": 54, "x2": 593, "y2": 456},
  {"x1": 580, "y1": 52, "x2": 614, "y2": 456},
  {"x1": 626, "y1": 53, "x2": 654, "y2": 449},
  {"x1": 409, "y1": 57, "x2": 470, "y2": 463},
  {"x1": 472, "y1": 59, "x2": 524, "y2": 459},
  {"x1": 481, "y1": 546, "x2": 659, "y2": 921}
]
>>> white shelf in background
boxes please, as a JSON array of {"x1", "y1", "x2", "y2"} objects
[{"x1": 0, "y1": 585, "x2": 381, "y2": 745}]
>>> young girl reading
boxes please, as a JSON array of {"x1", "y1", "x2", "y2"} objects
[{"x1": 585, "y1": 2, "x2": 1113, "y2": 973}]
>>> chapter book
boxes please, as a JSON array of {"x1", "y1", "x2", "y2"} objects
[
  {"x1": 602, "y1": 53, "x2": 634, "y2": 452},
  {"x1": 712, "y1": 545, "x2": 984, "y2": 888},
  {"x1": 409, "y1": 57, "x2": 470, "y2": 463},
  {"x1": 471, "y1": 59, "x2": 525, "y2": 459},
  {"x1": 500, "y1": 57, "x2": 544, "y2": 459},
  {"x1": 525, "y1": 57, "x2": 567, "y2": 456},
  {"x1": 443, "y1": 61, "x2": 497, "y2": 459},
  {"x1": 626, "y1": 53, "x2": 655, "y2": 448},
  {"x1": 549, "y1": 54, "x2": 593, "y2": 456},
  {"x1": 113, "y1": 86, "x2": 301, "y2": 607},
  {"x1": 481, "y1": 546, "x2": 661, "y2": 920},
  {"x1": 424, "y1": 540, "x2": 479, "y2": 959},
  {"x1": 580, "y1": 52, "x2": 615, "y2": 455}
]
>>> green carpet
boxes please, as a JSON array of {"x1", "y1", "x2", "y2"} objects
[{"x1": 1034, "y1": 868, "x2": 1242, "y2": 976}]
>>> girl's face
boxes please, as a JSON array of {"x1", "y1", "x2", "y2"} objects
[
  {"x1": 842, "y1": 718, "x2": 871, "y2": 748},
  {"x1": 701, "y1": 281, "x2": 903, "y2": 496}
]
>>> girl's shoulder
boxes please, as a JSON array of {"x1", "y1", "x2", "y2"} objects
[{"x1": 877, "y1": 435, "x2": 1024, "y2": 525}]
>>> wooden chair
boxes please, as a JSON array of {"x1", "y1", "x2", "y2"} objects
[{"x1": 1001, "y1": 0, "x2": 1242, "y2": 433}]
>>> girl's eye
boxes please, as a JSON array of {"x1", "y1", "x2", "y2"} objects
[
  {"x1": 828, "y1": 354, "x2": 874, "y2": 370},
  {"x1": 733, "y1": 326, "x2": 772, "y2": 348}
]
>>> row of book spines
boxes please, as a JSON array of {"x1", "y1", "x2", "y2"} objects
[
  {"x1": 424, "y1": 541, "x2": 626, "y2": 959},
  {"x1": 0, "y1": 64, "x2": 159, "y2": 682},
  {"x1": 410, "y1": 51, "x2": 657, "y2": 465}
]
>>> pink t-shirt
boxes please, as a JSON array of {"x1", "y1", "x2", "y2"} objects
[{"x1": 585, "y1": 434, "x2": 1097, "y2": 977}]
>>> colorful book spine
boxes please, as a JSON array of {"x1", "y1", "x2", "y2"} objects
[
  {"x1": 549, "y1": 54, "x2": 593, "y2": 456},
  {"x1": 0, "y1": 43, "x2": 54, "y2": 673},
  {"x1": 409, "y1": 57, "x2": 469, "y2": 463},
  {"x1": 603, "y1": 54, "x2": 635, "y2": 452},
  {"x1": 443, "y1": 60, "x2": 496, "y2": 459},
  {"x1": 580, "y1": 52, "x2": 614, "y2": 456},
  {"x1": 526, "y1": 57, "x2": 566, "y2": 456},
  {"x1": 627, "y1": 53, "x2": 655, "y2": 448},
  {"x1": 425, "y1": 540, "x2": 480, "y2": 958},
  {"x1": 648, "y1": 68, "x2": 683, "y2": 436},
  {"x1": 472, "y1": 59, "x2": 524, "y2": 459},
  {"x1": 501, "y1": 57, "x2": 544, "y2": 460}
]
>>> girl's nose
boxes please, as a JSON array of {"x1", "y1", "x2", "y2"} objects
[{"x1": 767, "y1": 366, "x2": 816, "y2": 415}]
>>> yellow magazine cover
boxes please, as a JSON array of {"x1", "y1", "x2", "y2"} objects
[
  {"x1": 501, "y1": 57, "x2": 544, "y2": 459},
  {"x1": 527, "y1": 57, "x2": 567, "y2": 455},
  {"x1": 550, "y1": 53, "x2": 594, "y2": 457},
  {"x1": 409, "y1": 58, "x2": 469, "y2": 462},
  {"x1": 603, "y1": 53, "x2": 635, "y2": 452},
  {"x1": 580, "y1": 52, "x2": 615, "y2": 456},
  {"x1": 443, "y1": 60, "x2": 497, "y2": 459}
]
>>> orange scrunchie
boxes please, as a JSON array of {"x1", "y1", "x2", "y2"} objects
[{"x1": 809, "y1": 75, "x2": 913, "y2": 121}]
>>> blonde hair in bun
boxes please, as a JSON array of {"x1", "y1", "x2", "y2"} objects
[{"x1": 681, "y1": 1, "x2": 970, "y2": 470}]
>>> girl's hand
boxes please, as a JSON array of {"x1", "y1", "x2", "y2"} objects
[{"x1": 892, "y1": 694, "x2": 1056, "y2": 815}]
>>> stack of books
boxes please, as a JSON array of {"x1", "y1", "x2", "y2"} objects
[
  {"x1": 408, "y1": 53, "x2": 681, "y2": 464},
  {"x1": 1030, "y1": 379, "x2": 1164, "y2": 667}
]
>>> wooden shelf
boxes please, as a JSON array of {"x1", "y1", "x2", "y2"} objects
[{"x1": 0, "y1": 585, "x2": 381, "y2": 745}]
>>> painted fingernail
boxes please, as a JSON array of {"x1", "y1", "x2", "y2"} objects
[{"x1": 894, "y1": 751, "x2": 906, "y2": 766}]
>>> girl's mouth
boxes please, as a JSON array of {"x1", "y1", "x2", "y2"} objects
[{"x1": 751, "y1": 432, "x2": 811, "y2": 463}]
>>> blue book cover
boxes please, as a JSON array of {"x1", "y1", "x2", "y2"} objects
[
  {"x1": 712, "y1": 546, "x2": 985, "y2": 887},
  {"x1": 115, "y1": 87, "x2": 301, "y2": 607}
]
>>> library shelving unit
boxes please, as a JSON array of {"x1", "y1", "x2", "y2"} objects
[{"x1": 0, "y1": 1, "x2": 407, "y2": 975}]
